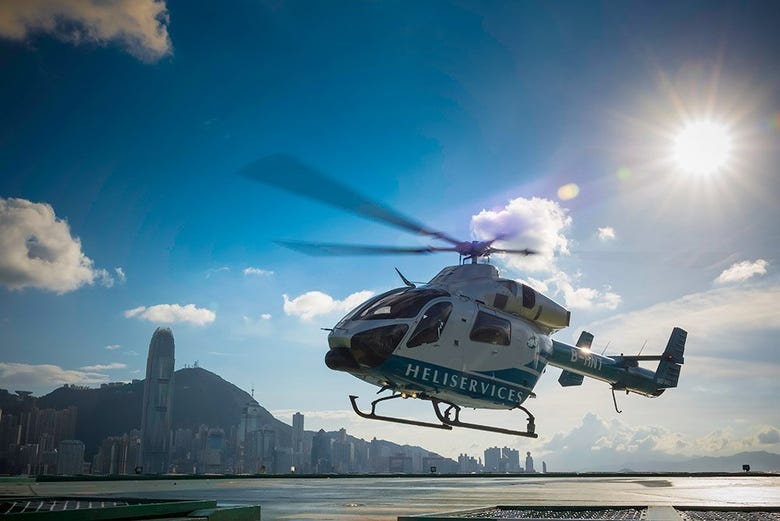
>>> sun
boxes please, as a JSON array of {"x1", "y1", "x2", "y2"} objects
[{"x1": 673, "y1": 121, "x2": 732, "y2": 175}]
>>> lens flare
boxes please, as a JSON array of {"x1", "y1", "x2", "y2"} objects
[
  {"x1": 557, "y1": 183, "x2": 580, "y2": 201},
  {"x1": 673, "y1": 121, "x2": 732, "y2": 175}
]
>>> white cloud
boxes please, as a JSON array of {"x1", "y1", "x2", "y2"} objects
[
  {"x1": 260, "y1": 313, "x2": 272, "y2": 320},
  {"x1": 0, "y1": 197, "x2": 114, "y2": 293},
  {"x1": 124, "y1": 303, "x2": 216, "y2": 326},
  {"x1": 540, "y1": 413, "x2": 780, "y2": 471},
  {"x1": 715, "y1": 259, "x2": 768, "y2": 284},
  {"x1": 205, "y1": 266, "x2": 230, "y2": 278},
  {"x1": 283, "y1": 290, "x2": 374, "y2": 321},
  {"x1": 471, "y1": 196, "x2": 571, "y2": 273},
  {"x1": 114, "y1": 267, "x2": 126, "y2": 283},
  {"x1": 244, "y1": 267, "x2": 274, "y2": 276},
  {"x1": 758, "y1": 428, "x2": 780, "y2": 444},
  {"x1": 79, "y1": 362, "x2": 126, "y2": 371},
  {"x1": 0, "y1": 362, "x2": 109, "y2": 388},
  {"x1": 471, "y1": 196, "x2": 621, "y2": 310},
  {"x1": 597, "y1": 226, "x2": 616, "y2": 241},
  {"x1": 551, "y1": 271, "x2": 621, "y2": 311},
  {"x1": 104, "y1": 344, "x2": 121, "y2": 351},
  {"x1": 581, "y1": 283, "x2": 780, "y2": 348},
  {"x1": 270, "y1": 408, "x2": 357, "y2": 422},
  {"x1": 0, "y1": 0, "x2": 172, "y2": 62}
]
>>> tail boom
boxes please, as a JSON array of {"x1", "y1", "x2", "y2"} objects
[{"x1": 548, "y1": 327, "x2": 687, "y2": 397}]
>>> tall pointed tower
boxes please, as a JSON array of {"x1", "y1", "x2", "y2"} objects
[{"x1": 140, "y1": 327, "x2": 175, "y2": 473}]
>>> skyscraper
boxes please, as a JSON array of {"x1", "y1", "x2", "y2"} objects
[
  {"x1": 292, "y1": 412, "x2": 304, "y2": 470},
  {"x1": 525, "y1": 451, "x2": 535, "y2": 473},
  {"x1": 140, "y1": 327, "x2": 175, "y2": 474},
  {"x1": 57, "y1": 440, "x2": 84, "y2": 475}
]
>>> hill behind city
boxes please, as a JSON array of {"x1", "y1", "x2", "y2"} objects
[{"x1": 35, "y1": 367, "x2": 288, "y2": 457}]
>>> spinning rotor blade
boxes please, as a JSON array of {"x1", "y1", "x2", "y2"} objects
[
  {"x1": 489, "y1": 247, "x2": 537, "y2": 256},
  {"x1": 276, "y1": 240, "x2": 458, "y2": 256},
  {"x1": 241, "y1": 155, "x2": 460, "y2": 245}
]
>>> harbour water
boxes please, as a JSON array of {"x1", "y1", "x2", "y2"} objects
[{"x1": 3, "y1": 475, "x2": 779, "y2": 520}]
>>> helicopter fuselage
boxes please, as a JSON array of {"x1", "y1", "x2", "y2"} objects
[
  {"x1": 325, "y1": 263, "x2": 684, "y2": 413},
  {"x1": 327, "y1": 286, "x2": 550, "y2": 409}
]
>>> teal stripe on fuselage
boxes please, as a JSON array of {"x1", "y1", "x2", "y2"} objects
[
  {"x1": 379, "y1": 355, "x2": 529, "y2": 407},
  {"x1": 474, "y1": 366, "x2": 543, "y2": 390}
]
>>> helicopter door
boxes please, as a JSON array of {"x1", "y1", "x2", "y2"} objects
[
  {"x1": 405, "y1": 301, "x2": 454, "y2": 348},
  {"x1": 465, "y1": 308, "x2": 512, "y2": 379}
]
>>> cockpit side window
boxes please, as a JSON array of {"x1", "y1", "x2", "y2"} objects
[
  {"x1": 406, "y1": 301, "x2": 453, "y2": 348},
  {"x1": 357, "y1": 289, "x2": 449, "y2": 320},
  {"x1": 469, "y1": 311, "x2": 511, "y2": 346}
]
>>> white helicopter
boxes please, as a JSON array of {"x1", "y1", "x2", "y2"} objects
[{"x1": 243, "y1": 155, "x2": 686, "y2": 437}]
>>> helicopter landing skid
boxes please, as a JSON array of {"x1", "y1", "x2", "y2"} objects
[
  {"x1": 349, "y1": 395, "x2": 453, "y2": 430},
  {"x1": 349, "y1": 394, "x2": 538, "y2": 437},
  {"x1": 431, "y1": 399, "x2": 538, "y2": 438}
]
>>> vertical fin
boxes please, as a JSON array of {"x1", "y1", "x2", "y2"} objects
[
  {"x1": 655, "y1": 327, "x2": 686, "y2": 388},
  {"x1": 576, "y1": 331, "x2": 594, "y2": 349}
]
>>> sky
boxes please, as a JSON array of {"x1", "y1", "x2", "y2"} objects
[{"x1": 1, "y1": 0, "x2": 779, "y2": 470}]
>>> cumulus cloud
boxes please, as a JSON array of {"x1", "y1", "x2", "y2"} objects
[
  {"x1": 244, "y1": 267, "x2": 274, "y2": 276},
  {"x1": 471, "y1": 197, "x2": 621, "y2": 310},
  {"x1": 597, "y1": 226, "x2": 616, "y2": 241},
  {"x1": 79, "y1": 362, "x2": 126, "y2": 371},
  {"x1": 550, "y1": 271, "x2": 621, "y2": 311},
  {"x1": 260, "y1": 313, "x2": 271, "y2": 320},
  {"x1": 715, "y1": 259, "x2": 768, "y2": 284},
  {"x1": 0, "y1": 0, "x2": 172, "y2": 62},
  {"x1": 0, "y1": 197, "x2": 115, "y2": 293},
  {"x1": 541, "y1": 413, "x2": 780, "y2": 471},
  {"x1": 472, "y1": 196, "x2": 571, "y2": 273},
  {"x1": 0, "y1": 362, "x2": 109, "y2": 388},
  {"x1": 124, "y1": 303, "x2": 216, "y2": 326},
  {"x1": 283, "y1": 290, "x2": 374, "y2": 321},
  {"x1": 581, "y1": 284, "x2": 780, "y2": 349},
  {"x1": 104, "y1": 344, "x2": 121, "y2": 351},
  {"x1": 758, "y1": 428, "x2": 780, "y2": 444}
]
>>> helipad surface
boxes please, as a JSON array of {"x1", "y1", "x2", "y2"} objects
[{"x1": 1, "y1": 475, "x2": 778, "y2": 521}]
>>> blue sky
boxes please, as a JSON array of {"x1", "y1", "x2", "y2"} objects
[{"x1": 1, "y1": 0, "x2": 779, "y2": 468}]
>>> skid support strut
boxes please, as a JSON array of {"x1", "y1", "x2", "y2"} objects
[
  {"x1": 349, "y1": 395, "x2": 538, "y2": 438},
  {"x1": 349, "y1": 395, "x2": 452, "y2": 430},
  {"x1": 432, "y1": 399, "x2": 537, "y2": 438}
]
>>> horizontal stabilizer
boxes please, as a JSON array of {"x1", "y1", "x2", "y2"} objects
[{"x1": 558, "y1": 370, "x2": 584, "y2": 387}]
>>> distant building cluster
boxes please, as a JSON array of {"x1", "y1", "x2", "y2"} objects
[{"x1": 0, "y1": 328, "x2": 544, "y2": 476}]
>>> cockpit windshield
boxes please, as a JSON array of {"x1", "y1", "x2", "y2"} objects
[{"x1": 355, "y1": 288, "x2": 449, "y2": 320}]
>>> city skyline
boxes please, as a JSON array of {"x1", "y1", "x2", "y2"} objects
[{"x1": 1, "y1": 0, "x2": 779, "y2": 467}]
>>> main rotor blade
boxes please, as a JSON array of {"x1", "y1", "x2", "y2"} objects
[
  {"x1": 241, "y1": 155, "x2": 461, "y2": 245},
  {"x1": 489, "y1": 247, "x2": 537, "y2": 256},
  {"x1": 276, "y1": 240, "x2": 459, "y2": 256}
]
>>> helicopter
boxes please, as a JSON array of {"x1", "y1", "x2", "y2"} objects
[{"x1": 242, "y1": 155, "x2": 687, "y2": 438}]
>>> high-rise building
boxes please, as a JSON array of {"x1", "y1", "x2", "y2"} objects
[
  {"x1": 525, "y1": 451, "x2": 535, "y2": 473},
  {"x1": 140, "y1": 327, "x2": 175, "y2": 474},
  {"x1": 292, "y1": 412, "x2": 304, "y2": 470},
  {"x1": 484, "y1": 447, "x2": 501, "y2": 472},
  {"x1": 57, "y1": 440, "x2": 84, "y2": 475},
  {"x1": 311, "y1": 429, "x2": 332, "y2": 473},
  {"x1": 503, "y1": 447, "x2": 520, "y2": 472}
]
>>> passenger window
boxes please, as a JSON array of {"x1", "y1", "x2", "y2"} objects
[
  {"x1": 407, "y1": 302, "x2": 453, "y2": 348},
  {"x1": 469, "y1": 311, "x2": 511, "y2": 346}
]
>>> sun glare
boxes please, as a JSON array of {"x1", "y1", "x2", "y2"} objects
[{"x1": 673, "y1": 121, "x2": 732, "y2": 175}]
